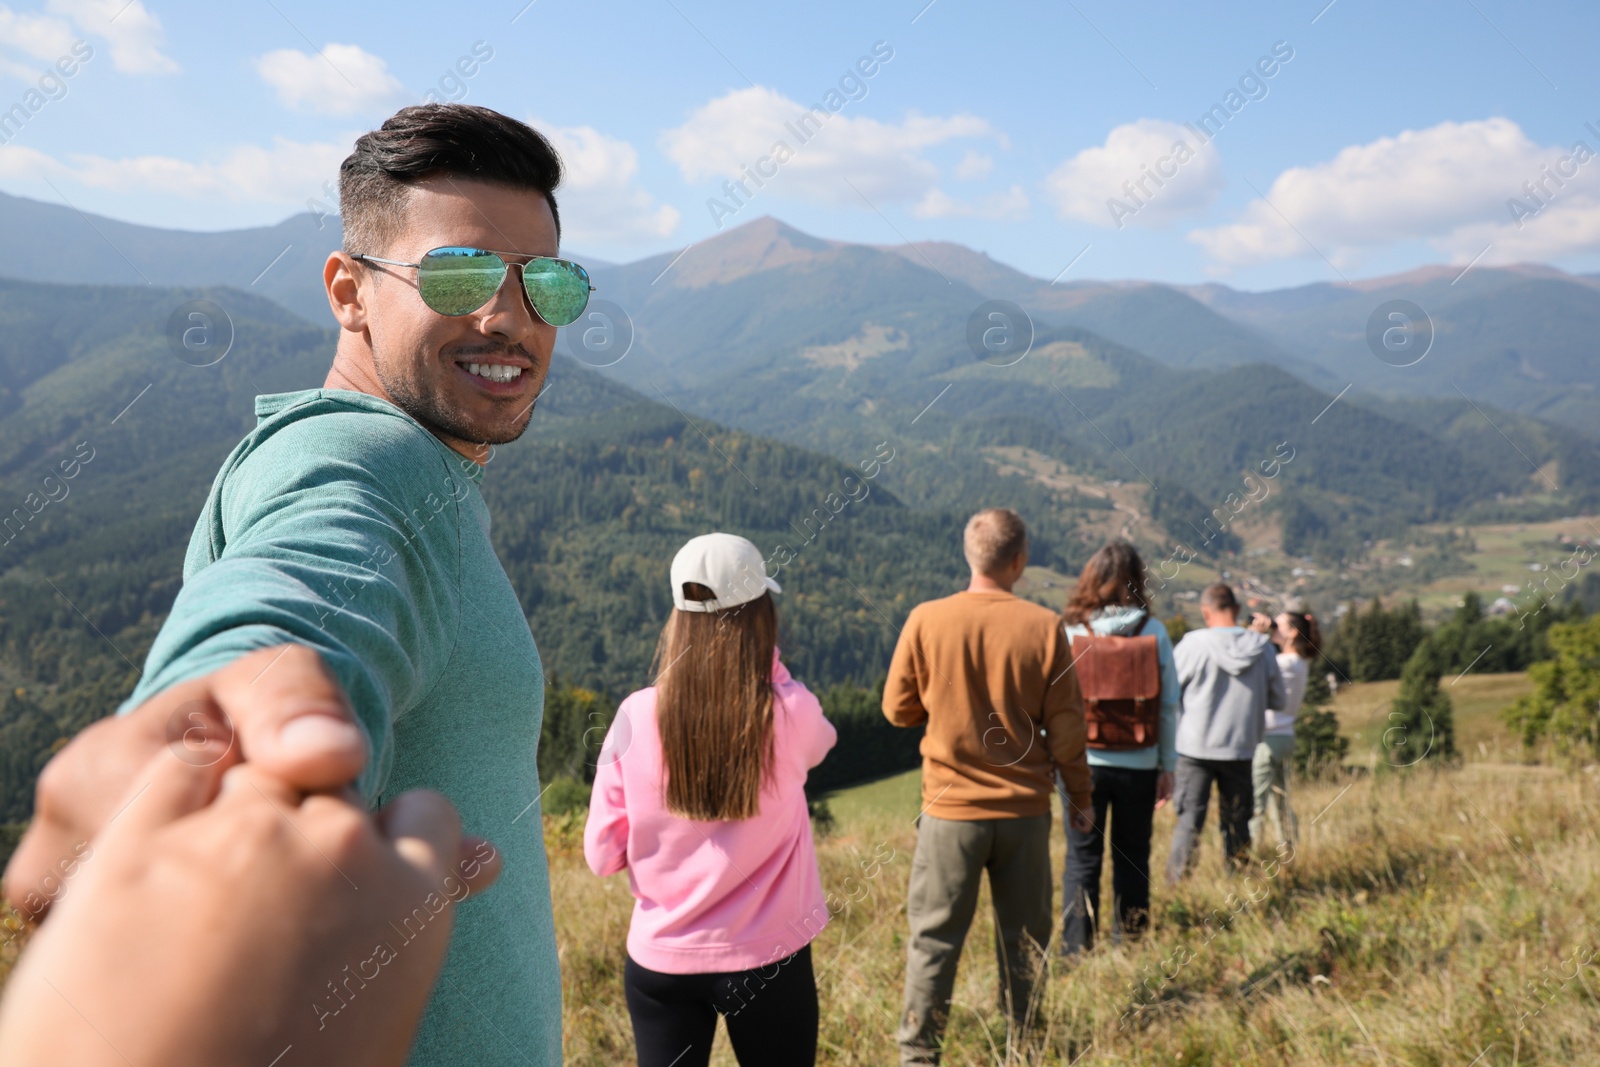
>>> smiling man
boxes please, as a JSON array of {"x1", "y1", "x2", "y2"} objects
[{"x1": 3, "y1": 105, "x2": 588, "y2": 1064}]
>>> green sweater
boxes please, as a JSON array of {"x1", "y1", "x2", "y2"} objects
[{"x1": 118, "y1": 388, "x2": 561, "y2": 1065}]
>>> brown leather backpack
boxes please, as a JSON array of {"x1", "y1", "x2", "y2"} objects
[{"x1": 1069, "y1": 615, "x2": 1161, "y2": 750}]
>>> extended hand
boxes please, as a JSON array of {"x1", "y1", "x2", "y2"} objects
[
  {"x1": 0, "y1": 748, "x2": 498, "y2": 1066},
  {"x1": 1069, "y1": 806, "x2": 1096, "y2": 833},
  {"x1": 4, "y1": 645, "x2": 368, "y2": 919}
]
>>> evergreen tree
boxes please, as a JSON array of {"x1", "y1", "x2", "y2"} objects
[
  {"x1": 1303, "y1": 664, "x2": 1333, "y2": 706},
  {"x1": 1427, "y1": 590, "x2": 1579, "y2": 676},
  {"x1": 1293, "y1": 662, "x2": 1347, "y2": 777},
  {"x1": 1504, "y1": 614, "x2": 1600, "y2": 758},
  {"x1": 1294, "y1": 706, "x2": 1348, "y2": 777},
  {"x1": 1382, "y1": 636, "x2": 1458, "y2": 767},
  {"x1": 538, "y1": 677, "x2": 606, "y2": 786},
  {"x1": 1327, "y1": 597, "x2": 1426, "y2": 681}
]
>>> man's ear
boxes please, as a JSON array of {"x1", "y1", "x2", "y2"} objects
[{"x1": 326, "y1": 252, "x2": 369, "y2": 333}]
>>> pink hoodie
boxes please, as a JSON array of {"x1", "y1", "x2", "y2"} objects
[{"x1": 583, "y1": 652, "x2": 838, "y2": 974}]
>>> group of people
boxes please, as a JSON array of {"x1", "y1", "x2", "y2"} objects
[
  {"x1": 578, "y1": 508, "x2": 1318, "y2": 1066},
  {"x1": 0, "y1": 100, "x2": 1321, "y2": 1067}
]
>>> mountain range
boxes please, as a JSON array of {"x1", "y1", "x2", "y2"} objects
[
  {"x1": 4, "y1": 188, "x2": 1594, "y2": 434},
  {"x1": 2, "y1": 191, "x2": 1598, "y2": 842}
]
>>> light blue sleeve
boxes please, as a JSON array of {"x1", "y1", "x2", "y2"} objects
[{"x1": 1151, "y1": 619, "x2": 1180, "y2": 773}]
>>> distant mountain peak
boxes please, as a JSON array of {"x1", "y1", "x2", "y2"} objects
[{"x1": 665, "y1": 216, "x2": 842, "y2": 288}]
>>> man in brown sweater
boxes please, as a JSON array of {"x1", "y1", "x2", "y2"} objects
[{"x1": 883, "y1": 507, "x2": 1093, "y2": 1065}]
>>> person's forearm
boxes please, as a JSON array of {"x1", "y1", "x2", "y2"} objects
[
  {"x1": 883, "y1": 698, "x2": 928, "y2": 727},
  {"x1": 881, "y1": 669, "x2": 928, "y2": 726}
]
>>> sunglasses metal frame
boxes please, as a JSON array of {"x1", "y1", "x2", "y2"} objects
[{"x1": 352, "y1": 247, "x2": 596, "y2": 326}]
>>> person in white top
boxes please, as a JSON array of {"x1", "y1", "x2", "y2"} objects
[{"x1": 1246, "y1": 606, "x2": 1319, "y2": 846}]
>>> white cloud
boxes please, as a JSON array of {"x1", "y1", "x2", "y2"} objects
[
  {"x1": 912, "y1": 184, "x2": 1029, "y2": 220},
  {"x1": 256, "y1": 43, "x2": 404, "y2": 116},
  {"x1": 47, "y1": 0, "x2": 175, "y2": 74},
  {"x1": 660, "y1": 85, "x2": 1000, "y2": 208},
  {"x1": 1188, "y1": 117, "x2": 1600, "y2": 268},
  {"x1": 535, "y1": 119, "x2": 679, "y2": 245},
  {"x1": 953, "y1": 150, "x2": 993, "y2": 181},
  {"x1": 2, "y1": 136, "x2": 346, "y2": 203},
  {"x1": 0, "y1": 143, "x2": 67, "y2": 178},
  {"x1": 0, "y1": 5, "x2": 76, "y2": 63},
  {"x1": 1045, "y1": 118, "x2": 1224, "y2": 229}
]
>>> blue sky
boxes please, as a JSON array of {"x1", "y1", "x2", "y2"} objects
[{"x1": 1, "y1": 0, "x2": 1597, "y2": 289}]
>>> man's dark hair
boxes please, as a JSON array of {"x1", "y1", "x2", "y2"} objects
[
  {"x1": 1200, "y1": 582, "x2": 1238, "y2": 616},
  {"x1": 339, "y1": 104, "x2": 564, "y2": 256}
]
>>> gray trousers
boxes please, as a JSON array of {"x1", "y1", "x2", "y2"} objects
[
  {"x1": 898, "y1": 813, "x2": 1052, "y2": 1066},
  {"x1": 1250, "y1": 735, "x2": 1298, "y2": 846},
  {"x1": 1165, "y1": 755, "x2": 1253, "y2": 883}
]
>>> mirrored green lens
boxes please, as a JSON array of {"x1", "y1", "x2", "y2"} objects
[
  {"x1": 522, "y1": 259, "x2": 591, "y2": 327},
  {"x1": 417, "y1": 247, "x2": 507, "y2": 316}
]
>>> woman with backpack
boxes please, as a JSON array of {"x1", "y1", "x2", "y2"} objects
[
  {"x1": 1059, "y1": 539, "x2": 1180, "y2": 956},
  {"x1": 1247, "y1": 603, "x2": 1319, "y2": 847},
  {"x1": 584, "y1": 532, "x2": 837, "y2": 1067}
]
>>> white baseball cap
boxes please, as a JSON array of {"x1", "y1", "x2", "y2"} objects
[{"x1": 670, "y1": 532, "x2": 781, "y2": 612}]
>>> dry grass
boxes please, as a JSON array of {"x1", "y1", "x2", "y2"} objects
[
  {"x1": 4, "y1": 684, "x2": 1594, "y2": 1066},
  {"x1": 552, "y1": 755, "x2": 1600, "y2": 1064}
]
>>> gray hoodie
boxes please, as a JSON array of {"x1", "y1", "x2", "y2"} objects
[{"x1": 1172, "y1": 626, "x2": 1285, "y2": 760}]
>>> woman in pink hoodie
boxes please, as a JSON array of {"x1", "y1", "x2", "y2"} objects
[{"x1": 584, "y1": 533, "x2": 838, "y2": 1067}]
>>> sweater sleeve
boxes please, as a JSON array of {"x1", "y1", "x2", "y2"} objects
[
  {"x1": 1152, "y1": 620, "x2": 1180, "y2": 774},
  {"x1": 583, "y1": 703, "x2": 632, "y2": 877},
  {"x1": 115, "y1": 413, "x2": 467, "y2": 805},
  {"x1": 1265, "y1": 648, "x2": 1287, "y2": 712},
  {"x1": 1043, "y1": 629, "x2": 1092, "y2": 814},
  {"x1": 882, "y1": 609, "x2": 929, "y2": 728},
  {"x1": 778, "y1": 674, "x2": 838, "y2": 771}
]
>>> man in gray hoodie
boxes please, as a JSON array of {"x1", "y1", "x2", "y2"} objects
[{"x1": 1166, "y1": 583, "x2": 1285, "y2": 882}]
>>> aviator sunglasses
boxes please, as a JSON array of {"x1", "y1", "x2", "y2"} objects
[{"x1": 352, "y1": 246, "x2": 595, "y2": 326}]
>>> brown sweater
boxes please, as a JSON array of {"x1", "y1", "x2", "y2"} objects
[{"x1": 882, "y1": 590, "x2": 1092, "y2": 820}]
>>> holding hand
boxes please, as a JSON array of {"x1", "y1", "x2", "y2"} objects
[
  {"x1": 4, "y1": 644, "x2": 370, "y2": 920},
  {"x1": 0, "y1": 649, "x2": 500, "y2": 1067}
]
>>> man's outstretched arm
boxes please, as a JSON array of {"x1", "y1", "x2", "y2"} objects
[{"x1": 4, "y1": 416, "x2": 467, "y2": 918}]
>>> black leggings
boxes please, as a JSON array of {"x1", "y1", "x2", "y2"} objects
[{"x1": 623, "y1": 944, "x2": 818, "y2": 1067}]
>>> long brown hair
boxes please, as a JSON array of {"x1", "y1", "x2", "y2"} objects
[
  {"x1": 1063, "y1": 539, "x2": 1148, "y2": 625},
  {"x1": 1282, "y1": 610, "x2": 1321, "y2": 659},
  {"x1": 653, "y1": 582, "x2": 778, "y2": 821}
]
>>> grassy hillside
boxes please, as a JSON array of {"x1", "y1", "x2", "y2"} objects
[
  {"x1": 548, "y1": 684, "x2": 1598, "y2": 1065},
  {"x1": 1330, "y1": 672, "x2": 1533, "y2": 760}
]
